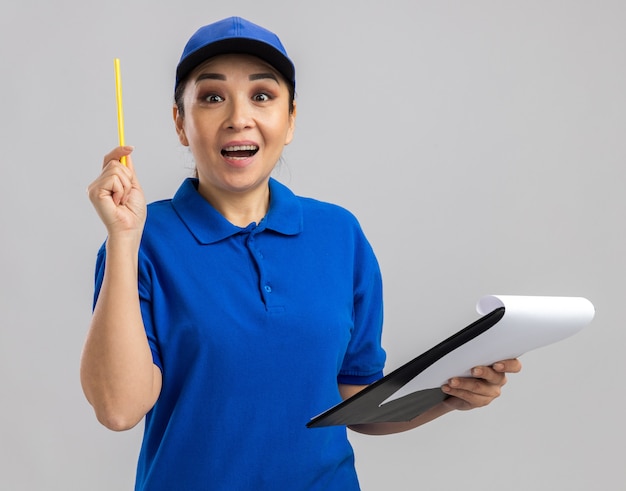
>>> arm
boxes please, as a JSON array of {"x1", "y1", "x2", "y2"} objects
[
  {"x1": 80, "y1": 147, "x2": 161, "y2": 431},
  {"x1": 340, "y1": 359, "x2": 522, "y2": 436}
]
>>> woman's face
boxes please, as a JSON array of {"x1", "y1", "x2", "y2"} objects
[{"x1": 174, "y1": 53, "x2": 296, "y2": 200}]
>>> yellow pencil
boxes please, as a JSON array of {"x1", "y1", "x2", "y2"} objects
[{"x1": 114, "y1": 58, "x2": 126, "y2": 166}]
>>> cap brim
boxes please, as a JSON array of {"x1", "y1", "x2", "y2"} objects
[{"x1": 175, "y1": 38, "x2": 295, "y2": 89}]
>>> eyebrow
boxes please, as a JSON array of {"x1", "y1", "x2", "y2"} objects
[
  {"x1": 249, "y1": 72, "x2": 279, "y2": 83},
  {"x1": 195, "y1": 73, "x2": 226, "y2": 84},
  {"x1": 194, "y1": 72, "x2": 280, "y2": 84}
]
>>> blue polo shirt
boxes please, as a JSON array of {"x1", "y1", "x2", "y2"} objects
[{"x1": 94, "y1": 178, "x2": 386, "y2": 490}]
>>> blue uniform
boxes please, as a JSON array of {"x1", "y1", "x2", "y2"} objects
[{"x1": 94, "y1": 178, "x2": 386, "y2": 490}]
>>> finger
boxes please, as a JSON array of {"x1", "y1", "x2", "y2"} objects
[
  {"x1": 442, "y1": 381, "x2": 499, "y2": 409},
  {"x1": 109, "y1": 173, "x2": 128, "y2": 206},
  {"x1": 102, "y1": 171, "x2": 132, "y2": 206},
  {"x1": 123, "y1": 150, "x2": 135, "y2": 172},
  {"x1": 492, "y1": 359, "x2": 522, "y2": 374},
  {"x1": 123, "y1": 153, "x2": 143, "y2": 193},
  {"x1": 99, "y1": 153, "x2": 136, "y2": 200},
  {"x1": 449, "y1": 375, "x2": 503, "y2": 396},
  {"x1": 88, "y1": 163, "x2": 133, "y2": 206},
  {"x1": 471, "y1": 366, "x2": 507, "y2": 386},
  {"x1": 444, "y1": 375, "x2": 503, "y2": 402},
  {"x1": 102, "y1": 145, "x2": 135, "y2": 168}
]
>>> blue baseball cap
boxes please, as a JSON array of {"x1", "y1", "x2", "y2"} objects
[{"x1": 175, "y1": 17, "x2": 296, "y2": 92}]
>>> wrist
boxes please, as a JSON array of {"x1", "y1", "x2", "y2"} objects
[{"x1": 105, "y1": 231, "x2": 142, "y2": 256}]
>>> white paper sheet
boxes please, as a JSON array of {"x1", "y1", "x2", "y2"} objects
[{"x1": 381, "y1": 295, "x2": 595, "y2": 405}]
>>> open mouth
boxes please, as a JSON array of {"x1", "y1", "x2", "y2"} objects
[{"x1": 221, "y1": 145, "x2": 259, "y2": 159}]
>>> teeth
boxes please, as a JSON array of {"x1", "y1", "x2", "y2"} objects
[{"x1": 223, "y1": 145, "x2": 258, "y2": 151}]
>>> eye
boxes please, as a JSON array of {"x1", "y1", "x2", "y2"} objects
[
  {"x1": 253, "y1": 92, "x2": 271, "y2": 102},
  {"x1": 203, "y1": 93, "x2": 224, "y2": 103}
]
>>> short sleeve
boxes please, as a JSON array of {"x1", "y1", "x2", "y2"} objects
[{"x1": 337, "y1": 223, "x2": 386, "y2": 386}]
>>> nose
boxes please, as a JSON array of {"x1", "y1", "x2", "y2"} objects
[{"x1": 224, "y1": 95, "x2": 254, "y2": 131}]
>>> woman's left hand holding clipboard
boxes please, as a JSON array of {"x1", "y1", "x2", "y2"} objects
[{"x1": 441, "y1": 358, "x2": 523, "y2": 411}]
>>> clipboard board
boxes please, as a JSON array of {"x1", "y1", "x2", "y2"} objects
[{"x1": 307, "y1": 295, "x2": 594, "y2": 428}]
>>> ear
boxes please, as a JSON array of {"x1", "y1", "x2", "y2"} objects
[
  {"x1": 284, "y1": 101, "x2": 297, "y2": 146},
  {"x1": 173, "y1": 104, "x2": 189, "y2": 146}
]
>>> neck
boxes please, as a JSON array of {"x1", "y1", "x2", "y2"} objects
[{"x1": 197, "y1": 180, "x2": 270, "y2": 227}]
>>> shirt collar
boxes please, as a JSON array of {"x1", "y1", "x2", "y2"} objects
[{"x1": 171, "y1": 178, "x2": 303, "y2": 244}]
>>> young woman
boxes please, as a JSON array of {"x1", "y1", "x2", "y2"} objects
[{"x1": 81, "y1": 16, "x2": 521, "y2": 491}]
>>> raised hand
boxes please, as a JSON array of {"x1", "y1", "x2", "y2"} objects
[{"x1": 87, "y1": 146, "x2": 146, "y2": 239}]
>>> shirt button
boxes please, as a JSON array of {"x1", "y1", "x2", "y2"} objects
[{"x1": 264, "y1": 285, "x2": 272, "y2": 293}]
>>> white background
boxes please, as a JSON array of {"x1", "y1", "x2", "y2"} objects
[{"x1": 1, "y1": 1, "x2": 624, "y2": 489}]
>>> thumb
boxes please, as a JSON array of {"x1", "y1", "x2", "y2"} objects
[{"x1": 102, "y1": 145, "x2": 135, "y2": 169}]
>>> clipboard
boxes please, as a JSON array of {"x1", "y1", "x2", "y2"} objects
[{"x1": 307, "y1": 295, "x2": 594, "y2": 428}]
